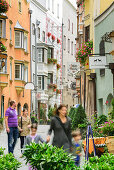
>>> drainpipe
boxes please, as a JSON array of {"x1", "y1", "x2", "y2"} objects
[{"x1": 29, "y1": 9, "x2": 32, "y2": 113}]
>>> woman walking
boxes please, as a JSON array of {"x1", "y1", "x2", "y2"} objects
[
  {"x1": 18, "y1": 108, "x2": 31, "y2": 156},
  {"x1": 47, "y1": 104, "x2": 72, "y2": 153}
]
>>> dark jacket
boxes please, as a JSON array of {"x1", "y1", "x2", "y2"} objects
[{"x1": 48, "y1": 116, "x2": 72, "y2": 152}]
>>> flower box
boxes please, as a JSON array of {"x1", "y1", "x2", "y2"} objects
[
  {"x1": 0, "y1": 0, "x2": 9, "y2": 13},
  {"x1": 56, "y1": 89, "x2": 61, "y2": 94},
  {"x1": 48, "y1": 58, "x2": 57, "y2": 64},
  {"x1": 48, "y1": 83, "x2": 57, "y2": 90},
  {"x1": 0, "y1": 42, "x2": 7, "y2": 52}
]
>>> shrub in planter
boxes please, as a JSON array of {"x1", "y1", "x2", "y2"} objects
[
  {"x1": 0, "y1": 43, "x2": 7, "y2": 52},
  {"x1": 97, "y1": 115, "x2": 108, "y2": 126},
  {"x1": 31, "y1": 116, "x2": 38, "y2": 124},
  {"x1": 84, "y1": 153, "x2": 114, "y2": 170},
  {"x1": 0, "y1": 0, "x2": 9, "y2": 13},
  {"x1": 48, "y1": 58, "x2": 57, "y2": 64},
  {"x1": 99, "y1": 120, "x2": 114, "y2": 136},
  {"x1": 69, "y1": 105, "x2": 86, "y2": 130},
  {"x1": 0, "y1": 148, "x2": 21, "y2": 170},
  {"x1": 39, "y1": 119, "x2": 44, "y2": 125},
  {"x1": 23, "y1": 143, "x2": 77, "y2": 170},
  {"x1": 48, "y1": 107, "x2": 55, "y2": 119}
]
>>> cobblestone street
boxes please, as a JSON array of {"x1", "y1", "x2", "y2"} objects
[{"x1": 0, "y1": 125, "x2": 50, "y2": 170}]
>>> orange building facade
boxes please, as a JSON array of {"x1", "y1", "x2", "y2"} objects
[{"x1": 0, "y1": 0, "x2": 31, "y2": 117}]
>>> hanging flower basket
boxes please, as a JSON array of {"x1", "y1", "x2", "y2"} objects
[
  {"x1": 56, "y1": 63, "x2": 61, "y2": 70},
  {"x1": 47, "y1": 32, "x2": 51, "y2": 37},
  {"x1": 56, "y1": 89, "x2": 61, "y2": 94},
  {"x1": 51, "y1": 35, "x2": 55, "y2": 41},
  {"x1": 48, "y1": 58, "x2": 57, "y2": 64},
  {"x1": 0, "y1": 0, "x2": 9, "y2": 13},
  {"x1": 48, "y1": 83, "x2": 57, "y2": 90},
  {"x1": 57, "y1": 38, "x2": 60, "y2": 44},
  {"x1": 77, "y1": 40, "x2": 93, "y2": 65},
  {"x1": 105, "y1": 100, "x2": 109, "y2": 105}
]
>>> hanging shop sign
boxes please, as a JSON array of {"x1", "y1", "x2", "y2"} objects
[{"x1": 89, "y1": 56, "x2": 107, "y2": 69}]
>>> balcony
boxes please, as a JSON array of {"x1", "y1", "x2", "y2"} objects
[
  {"x1": 47, "y1": 63, "x2": 56, "y2": 72},
  {"x1": 37, "y1": 63, "x2": 48, "y2": 75}
]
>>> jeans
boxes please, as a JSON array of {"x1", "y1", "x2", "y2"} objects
[
  {"x1": 7, "y1": 127, "x2": 19, "y2": 153},
  {"x1": 20, "y1": 136, "x2": 26, "y2": 153}
]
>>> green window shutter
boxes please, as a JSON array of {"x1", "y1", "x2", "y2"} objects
[{"x1": 2, "y1": 20, "x2": 6, "y2": 38}]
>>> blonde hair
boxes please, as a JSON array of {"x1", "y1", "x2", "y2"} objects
[{"x1": 72, "y1": 129, "x2": 81, "y2": 137}]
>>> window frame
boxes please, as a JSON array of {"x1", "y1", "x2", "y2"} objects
[
  {"x1": 42, "y1": 31, "x2": 45, "y2": 42},
  {"x1": 10, "y1": 61, "x2": 12, "y2": 80},
  {"x1": 68, "y1": 39, "x2": 70, "y2": 53},
  {"x1": 52, "y1": 0, "x2": 54, "y2": 14},
  {"x1": 18, "y1": 0, "x2": 22, "y2": 13},
  {"x1": 15, "y1": 64, "x2": 21, "y2": 80},
  {"x1": 38, "y1": 76, "x2": 42, "y2": 90},
  {"x1": 32, "y1": 45, "x2": 35, "y2": 61},
  {"x1": 57, "y1": 4, "x2": 59, "y2": 19},
  {"x1": 15, "y1": 31, "x2": 21, "y2": 48},
  {"x1": 68, "y1": 19, "x2": 70, "y2": 31},
  {"x1": 24, "y1": 35, "x2": 28, "y2": 52},
  {"x1": 38, "y1": 48, "x2": 43, "y2": 63},
  {"x1": 48, "y1": 73, "x2": 53, "y2": 84},
  {"x1": 38, "y1": 27, "x2": 40, "y2": 39}
]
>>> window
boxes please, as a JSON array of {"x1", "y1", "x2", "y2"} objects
[
  {"x1": 68, "y1": 19, "x2": 70, "y2": 31},
  {"x1": 0, "y1": 19, "x2": 6, "y2": 38},
  {"x1": 15, "y1": 31, "x2": 24, "y2": 48},
  {"x1": 52, "y1": 0, "x2": 54, "y2": 13},
  {"x1": 18, "y1": 0, "x2": 22, "y2": 13},
  {"x1": 100, "y1": 69, "x2": 105, "y2": 77},
  {"x1": 71, "y1": 41, "x2": 73, "y2": 55},
  {"x1": 38, "y1": 76, "x2": 42, "y2": 90},
  {"x1": 24, "y1": 35, "x2": 27, "y2": 52},
  {"x1": 15, "y1": 64, "x2": 21, "y2": 79},
  {"x1": 38, "y1": 27, "x2": 40, "y2": 39},
  {"x1": 33, "y1": 74, "x2": 35, "y2": 84},
  {"x1": 38, "y1": 49, "x2": 43, "y2": 62},
  {"x1": 63, "y1": 35, "x2": 66, "y2": 50},
  {"x1": 72, "y1": 23, "x2": 73, "y2": 34},
  {"x1": 32, "y1": 46, "x2": 35, "y2": 61},
  {"x1": 57, "y1": 4, "x2": 59, "y2": 18},
  {"x1": 47, "y1": 48, "x2": 53, "y2": 58},
  {"x1": 48, "y1": 0, "x2": 50, "y2": 10},
  {"x1": 10, "y1": 61, "x2": 12, "y2": 80},
  {"x1": 10, "y1": 24, "x2": 12, "y2": 41},
  {"x1": 48, "y1": 73, "x2": 53, "y2": 84},
  {"x1": 32, "y1": 23, "x2": 35, "y2": 35},
  {"x1": 68, "y1": 39, "x2": 70, "y2": 53},
  {"x1": 0, "y1": 58, "x2": 6, "y2": 73},
  {"x1": 85, "y1": 25, "x2": 90, "y2": 42},
  {"x1": 42, "y1": 31, "x2": 45, "y2": 42}
]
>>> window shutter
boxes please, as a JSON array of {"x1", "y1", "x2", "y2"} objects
[
  {"x1": 42, "y1": 49, "x2": 44, "y2": 62},
  {"x1": 42, "y1": 76, "x2": 44, "y2": 90},
  {"x1": 2, "y1": 20, "x2": 6, "y2": 38},
  {"x1": 99, "y1": 40, "x2": 105, "y2": 56}
]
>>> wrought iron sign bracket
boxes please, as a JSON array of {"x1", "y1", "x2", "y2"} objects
[{"x1": 101, "y1": 32, "x2": 112, "y2": 43}]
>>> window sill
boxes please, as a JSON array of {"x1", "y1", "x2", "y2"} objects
[
  {"x1": 0, "y1": 37, "x2": 8, "y2": 41},
  {"x1": 9, "y1": 79, "x2": 13, "y2": 83},
  {"x1": 14, "y1": 79, "x2": 25, "y2": 83}
]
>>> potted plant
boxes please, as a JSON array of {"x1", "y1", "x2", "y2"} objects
[
  {"x1": 23, "y1": 143, "x2": 76, "y2": 170},
  {"x1": 57, "y1": 63, "x2": 61, "y2": 70},
  {"x1": 0, "y1": 0, "x2": 9, "y2": 13},
  {"x1": 0, "y1": 43, "x2": 7, "y2": 52},
  {"x1": 56, "y1": 89, "x2": 61, "y2": 94},
  {"x1": 99, "y1": 120, "x2": 114, "y2": 154},
  {"x1": 77, "y1": 40, "x2": 93, "y2": 65},
  {"x1": 48, "y1": 83, "x2": 57, "y2": 90}
]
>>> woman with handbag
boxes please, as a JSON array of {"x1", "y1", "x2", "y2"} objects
[
  {"x1": 46, "y1": 104, "x2": 72, "y2": 153},
  {"x1": 18, "y1": 108, "x2": 31, "y2": 157}
]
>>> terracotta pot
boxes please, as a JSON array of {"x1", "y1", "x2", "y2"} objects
[{"x1": 106, "y1": 136, "x2": 114, "y2": 154}]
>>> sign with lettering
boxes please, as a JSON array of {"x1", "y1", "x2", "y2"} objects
[
  {"x1": 67, "y1": 62, "x2": 80, "y2": 77},
  {"x1": 89, "y1": 56, "x2": 107, "y2": 69}
]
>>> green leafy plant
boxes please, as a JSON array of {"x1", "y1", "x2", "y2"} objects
[
  {"x1": 23, "y1": 143, "x2": 78, "y2": 170},
  {"x1": 0, "y1": 0, "x2": 9, "y2": 13},
  {"x1": 84, "y1": 153, "x2": 114, "y2": 170},
  {"x1": 0, "y1": 43, "x2": 7, "y2": 52},
  {"x1": 99, "y1": 120, "x2": 114, "y2": 136},
  {"x1": 69, "y1": 105, "x2": 86, "y2": 130},
  {"x1": 108, "y1": 98, "x2": 114, "y2": 119},
  {"x1": 0, "y1": 148, "x2": 21, "y2": 170},
  {"x1": 48, "y1": 83, "x2": 57, "y2": 89},
  {"x1": 48, "y1": 58, "x2": 57, "y2": 64},
  {"x1": 97, "y1": 115, "x2": 108, "y2": 126},
  {"x1": 31, "y1": 116, "x2": 38, "y2": 124},
  {"x1": 77, "y1": 40, "x2": 93, "y2": 65},
  {"x1": 0, "y1": 118, "x2": 4, "y2": 125},
  {"x1": 48, "y1": 107, "x2": 55, "y2": 119}
]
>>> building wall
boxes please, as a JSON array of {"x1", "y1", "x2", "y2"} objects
[
  {"x1": 100, "y1": 0, "x2": 113, "y2": 14},
  {"x1": 94, "y1": 3, "x2": 114, "y2": 116},
  {"x1": 0, "y1": 0, "x2": 31, "y2": 117},
  {"x1": 62, "y1": 0, "x2": 77, "y2": 109}
]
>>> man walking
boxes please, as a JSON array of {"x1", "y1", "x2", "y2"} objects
[{"x1": 5, "y1": 101, "x2": 18, "y2": 154}]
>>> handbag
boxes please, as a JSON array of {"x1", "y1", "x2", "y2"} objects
[{"x1": 18, "y1": 116, "x2": 22, "y2": 138}]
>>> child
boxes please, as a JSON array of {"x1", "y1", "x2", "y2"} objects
[
  {"x1": 23, "y1": 123, "x2": 47, "y2": 170},
  {"x1": 72, "y1": 130, "x2": 82, "y2": 167}
]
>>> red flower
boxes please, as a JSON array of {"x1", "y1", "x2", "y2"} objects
[
  {"x1": 105, "y1": 101, "x2": 108, "y2": 105},
  {"x1": 51, "y1": 35, "x2": 55, "y2": 41},
  {"x1": 47, "y1": 32, "x2": 51, "y2": 37},
  {"x1": 57, "y1": 38, "x2": 60, "y2": 44}
]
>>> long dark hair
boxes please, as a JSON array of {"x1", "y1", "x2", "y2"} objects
[{"x1": 56, "y1": 104, "x2": 67, "y2": 116}]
